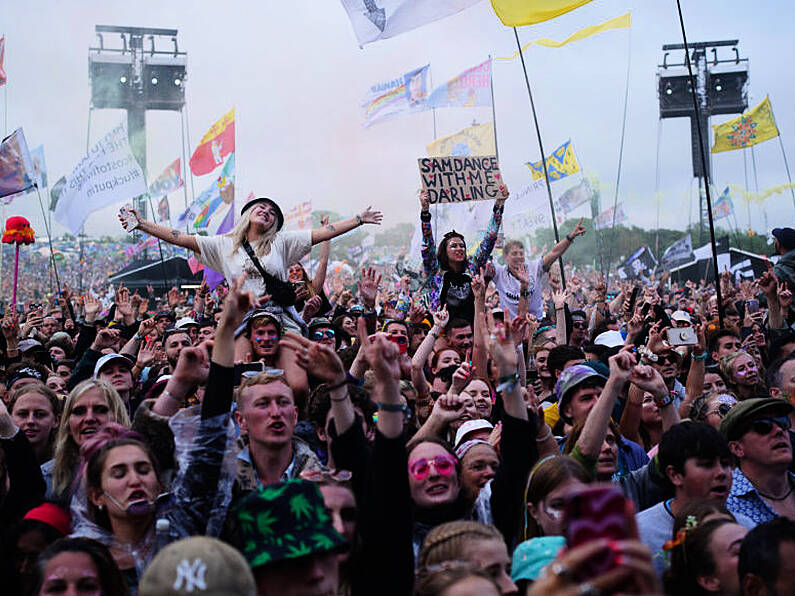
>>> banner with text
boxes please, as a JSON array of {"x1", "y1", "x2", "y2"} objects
[
  {"x1": 54, "y1": 121, "x2": 146, "y2": 234},
  {"x1": 417, "y1": 155, "x2": 502, "y2": 203}
]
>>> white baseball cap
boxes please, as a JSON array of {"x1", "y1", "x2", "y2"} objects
[{"x1": 454, "y1": 419, "x2": 494, "y2": 448}]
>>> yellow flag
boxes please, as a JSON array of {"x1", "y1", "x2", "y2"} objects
[
  {"x1": 491, "y1": 0, "x2": 595, "y2": 27},
  {"x1": 526, "y1": 139, "x2": 580, "y2": 181},
  {"x1": 497, "y1": 13, "x2": 630, "y2": 60},
  {"x1": 426, "y1": 123, "x2": 496, "y2": 157},
  {"x1": 711, "y1": 97, "x2": 779, "y2": 153}
]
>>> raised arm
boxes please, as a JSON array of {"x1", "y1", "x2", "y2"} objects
[
  {"x1": 469, "y1": 186, "x2": 508, "y2": 273},
  {"x1": 311, "y1": 206, "x2": 382, "y2": 245},
  {"x1": 311, "y1": 217, "x2": 332, "y2": 295},
  {"x1": 419, "y1": 190, "x2": 438, "y2": 276},
  {"x1": 118, "y1": 206, "x2": 200, "y2": 253},
  {"x1": 541, "y1": 218, "x2": 586, "y2": 271}
]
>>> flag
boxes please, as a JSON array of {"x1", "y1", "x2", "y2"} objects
[
  {"x1": 54, "y1": 121, "x2": 147, "y2": 234},
  {"x1": 148, "y1": 158, "x2": 183, "y2": 199},
  {"x1": 713, "y1": 187, "x2": 734, "y2": 220},
  {"x1": 497, "y1": 12, "x2": 630, "y2": 60},
  {"x1": 29, "y1": 145, "x2": 47, "y2": 188},
  {"x1": 183, "y1": 153, "x2": 235, "y2": 230},
  {"x1": 0, "y1": 128, "x2": 36, "y2": 199},
  {"x1": 339, "y1": 0, "x2": 482, "y2": 46},
  {"x1": 427, "y1": 59, "x2": 492, "y2": 109},
  {"x1": 189, "y1": 108, "x2": 234, "y2": 175},
  {"x1": 49, "y1": 176, "x2": 66, "y2": 211},
  {"x1": 426, "y1": 122, "x2": 495, "y2": 157},
  {"x1": 156, "y1": 196, "x2": 170, "y2": 224},
  {"x1": 0, "y1": 36, "x2": 6, "y2": 87},
  {"x1": 203, "y1": 205, "x2": 235, "y2": 289},
  {"x1": 491, "y1": 0, "x2": 594, "y2": 27},
  {"x1": 617, "y1": 246, "x2": 657, "y2": 280},
  {"x1": 555, "y1": 178, "x2": 592, "y2": 214},
  {"x1": 526, "y1": 139, "x2": 580, "y2": 181},
  {"x1": 362, "y1": 64, "x2": 430, "y2": 127},
  {"x1": 593, "y1": 203, "x2": 626, "y2": 230},
  {"x1": 711, "y1": 96, "x2": 779, "y2": 153},
  {"x1": 285, "y1": 200, "x2": 313, "y2": 230},
  {"x1": 662, "y1": 235, "x2": 694, "y2": 269}
]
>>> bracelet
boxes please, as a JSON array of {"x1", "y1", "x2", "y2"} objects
[
  {"x1": 535, "y1": 425, "x2": 552, "y2": 442},
  {"x1": 355, "y1": 214, "x2": 363, "y2": 226},
  {"x1": 496, "y1": 373, "x2": 519, "y2": 393},
  {"x1": 377, "y1": 402, "x2": 409, "y2": 413},
  {"x1": 326, "y1": 377, "x2": 348, "y2": 392},
  {"x1": 161, "y1": 389, "x2": 183, "y2": 404},
  {"x1": 693, "y1": 351, "x2": 708, "y2": 361},
  {"x1": 566, "y1": 234, "x2": 574, "y2": 243}
]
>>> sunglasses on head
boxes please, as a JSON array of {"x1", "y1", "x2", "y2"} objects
[
  {"x1": 408, "y1": 454, "x2": 457, "y2": 481},
  {"x1": 241, "y1": 367, "x2": 285, "y2": 380},
  {"x1": 312, "y1": 329, "x2": 336, "y2": 340},
  {"x1": 746, "y1": 416, "x2": 791, "y2": 436},
  {"x1": 300, "y1": 468, "x2": 353, "y2": 484}
]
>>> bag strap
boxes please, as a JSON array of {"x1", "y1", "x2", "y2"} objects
[{"x1": 241, "y1": 238, "x2": 271, "y2": 285}]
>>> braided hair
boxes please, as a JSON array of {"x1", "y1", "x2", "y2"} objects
[{"x1": 417, "y1": 520, "x2": 502, "y2": 570}]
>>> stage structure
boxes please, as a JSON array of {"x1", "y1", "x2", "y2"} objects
[
  {"x1": 657, "y1": 40, "x2": 748, "y2": 244},
  {"x1": 88, "y1": 25, "x2": 187, "y2": 219}
]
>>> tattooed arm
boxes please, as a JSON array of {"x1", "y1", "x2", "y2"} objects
[
  {"x1": 124, "y1": 210, "x2": 200, "y2": 253},
  {"x1": 310, "y1": 206, "x2": 383, "y2": 245}
]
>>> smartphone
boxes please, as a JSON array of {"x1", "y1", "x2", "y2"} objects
[
  {"x1": 233, "y1": 362, "x2": 266, "y2": 385},
  {"x1": 746, "y1": 299, "x2": 760, "y2": 314},
  {"x1": 526, "y1": 369, "x2": 539, "y2": 385},
  {"x1": 119, "y1": 204, "x2": 140, "y2": 232},
  {"x1": 667, "y1": 327, "x2": 697, "y2": 346},
  {"x1": 627, "y1": 286, "x2": 639, "y2": 313},
  {"x1": 563, "y1": 486, "x2": 631, "y2": 581}
]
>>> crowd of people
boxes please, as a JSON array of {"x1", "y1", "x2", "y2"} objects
[{"x1": 0, "y1": 189, "x2": 794, "y2": 596}]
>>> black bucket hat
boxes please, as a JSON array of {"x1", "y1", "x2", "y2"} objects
[{"x1": 241, "y1": 197, "x2": 284, "y2": 231}]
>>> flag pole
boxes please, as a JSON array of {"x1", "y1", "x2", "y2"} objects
[
  {"x1": 488, "y1": 55, "x2": 499, "y2": 162},
  {"x1": 605, "y1": 26, "x2": 633, "y2": 289},
  {"x1": 180, "y1": 107, "x2": 191, "y2": 232},
  {"x1": 675, "y1": 0, "x2": 723, "y2": 328},
  {"x1": 512, "y1": 27, "x2": 566, "y2": 290},
  {"x1": 34, "y1": 183, "x2": 62, "y2": 296}
]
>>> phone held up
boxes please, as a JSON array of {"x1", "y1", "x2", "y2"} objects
[
  {"x1": 119, "y1": 204, "x2": 140, "y2": 233},
  {"x1": 666, "y1": 327, "x2": 697, "y2": 346}
]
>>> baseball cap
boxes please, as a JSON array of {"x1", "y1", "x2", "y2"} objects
[
  {"x1": 139, "y1": 536, "x2": 256, "y2": 596},
  {"x1": 594, "y1": 330, "x2": 624, "y2": 348},
  {"x1": 671, "y1": 310, "x2": 692, "y2": 324},
  {"x1": 93, "y1": 353, "x2": 133, "y2": 378},
  {"x1": 23, "y1": 503, "x2": 71, "y2": 536},
  {"x1": 719, "y1": 397, "x2": 794, "y2": 441},
  {"x1": 18, "y1": 339, "x2": 44, "y2": 353},
  {"x1": 6, "y1": 366, "x2": 46, "y2": 388},
  {"x1": 454, "y1": 419, "x2": 494, "y2": 449},
  {"x1": 772, "y1": 227, "x2": 795, "y2": 251},
  {"x1": 235, "y1": 479, "x2": 347, "y2": 569},
  {"x1": 511, "y1": 536, "x2": 566, "y2": 582},
  {"x1": 175, "y1": 316, "x2": 200, "y2": 330},
  {"x1": 555, "y1": 364, "x2": 607, "y2": 425}
]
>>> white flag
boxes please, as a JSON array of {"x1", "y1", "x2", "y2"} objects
[
  {"x1": 54, "y1": 121, "x2": 147, "y2": 234},
  {"x1": 340, "y1": 0, "x2": 483, "y2": 46}
]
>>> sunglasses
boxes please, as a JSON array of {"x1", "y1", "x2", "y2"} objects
[
  {"x1": 241, "y1": 367, "x2": 285, "y2": 379},
  {"x1": 408, "y1": 454, "x2": 457, "y2": 481},
  {"x1": 656, "y1": 353, "x2": 679, "y2": 365},
  {"x1": 300, "y1": 468, "x2": 353, "y2": 484},
  {"x1": 571, "y1": 321, "x2": 587, "y2": 329},
  {"x1": 312, "y1": 329, "x2": 336, "y2": 340},
  {"x1": 746, "y1": 416, "x2": 791, "y2": 436}
]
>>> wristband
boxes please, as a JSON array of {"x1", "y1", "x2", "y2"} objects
[
  {"x1": 377, "y1": 402, "x2": 409, "y2": 413},
  {"x1": 566, "y1": 234, "x2": 575, "y2": 243},
  {"x1": 355, "y1": 214, "x2": 363, "y2": 226},
  {"x1": 420, "y1": 211, "x2": 432, "y2": 222},
  {"x1": 654, "y1": 392, "x2": 675, "y2": 408},
  {"x1": 161, "y1": 389, "x2": 183, "y2": 404},
  {"x1": 692, "y1": 351, "x2": 708, "y2": 361},
  {"x1": 326, "y1": 377, "x2": 348, "y2": 392}
]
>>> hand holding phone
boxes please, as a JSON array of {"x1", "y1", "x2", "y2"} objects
[{"x1": 119, "y1": 204, "x2": 141, "y2": 232}]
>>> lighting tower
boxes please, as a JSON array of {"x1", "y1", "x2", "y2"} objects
[
  {"x1": 657, "y1": 40, "x2": 748, "y2": 244},
  {"x1": 88, "y1": 25, "x2": 186, "y2": 218}
]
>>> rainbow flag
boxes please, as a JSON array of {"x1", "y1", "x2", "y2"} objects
[{"x1": 362, "y1": 64, "x2": 430, "y2": 127}]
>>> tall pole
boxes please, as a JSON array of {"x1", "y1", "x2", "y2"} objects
[
  {"x1": 512, "y1": 27, "x2": 565, "y2": 289},
  {"x1": 488, "y1": 55, "x2": 499, "y2": 162},
  {"x1": 676, "y1": 0, "x2": 724, "y2": 329},
  {"x1": 34, "y1": 184, "x2": 62, "y2": 296},
  {"x1": 769, "y1": 106, "x2": 795, "y2": 213}
]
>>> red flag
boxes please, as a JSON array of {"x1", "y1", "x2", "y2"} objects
[
  {"x1": 0, "y1": 36, "x2": 7, "y2": 87},
  {"x1": 189, "y1": 108, "x2": 234, "y2": 176}
]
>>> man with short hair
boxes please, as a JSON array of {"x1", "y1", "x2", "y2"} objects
[
  {"x1": 738, "y1": 518, "x2": 795, "y2": 596},
  {"x1": 720, "y1": 398, "x2": 795, "y2": 522},
  {"x1": 635, "y1": 421, "x2": 751, "y2": 575},
  {"x1": 162, "y1": 328, "x2": 192, "y2": 370},
  {"x1": 234, "y1": 371, "x2": 322, "y2": 492},
  {"x1": 93, "y1": 353, "x2": 135, "y2": 404},
  {"x1": 247, "y1": 311, "x2": 282, "y2": 366},
  {"x1": 709, "y1": 329, "x2": 742, "y2": 363},
  {"x1": 235, "y1": 479, "x2": 347, "y2": 596},
  {"x1": 198, "y1": 320, "x2": 216, "y2": 342},
  {"x1": 568, "y1": 310, "x2": 588, "y2": 347},
  {"x1": 767, "y1": 354, "x2": 795, "y2": 472},
  {"x1": 444, "y1": 318, "x2": 473, "y2": 356},
  {"x1": 772, "y1": 226, "x2": 795, "y2": 290}
]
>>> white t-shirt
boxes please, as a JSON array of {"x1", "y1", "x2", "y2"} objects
[
  {"x1": 195, "y1": 231, "x2": 312, "y2": 297},
  {"x1": 492, "y1": 257, "x2": 545, "y2": 319}
]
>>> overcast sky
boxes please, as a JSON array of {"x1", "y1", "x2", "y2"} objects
[{"x1": 4, "y1": 0, "x2": 794, "y2": 243}]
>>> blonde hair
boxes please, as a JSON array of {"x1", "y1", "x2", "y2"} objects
[
  {"x1": 234, "y1": 371, "x2": 292, "y2": 411},
  {"x1": 417, "y1": 521, "x2": 503, "y2": 569},
  {"x1": 227, "y1": 207, "x2": 279, "y2": 259},
  {"x1": 719, "y1": 349, "x2": 759, "y2": 385},
  {"x1": 52, "y1": 379, "x2": 130, "y2": 496}
]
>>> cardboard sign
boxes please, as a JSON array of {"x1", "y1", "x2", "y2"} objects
[{"x1": 418, "y1": 155, "x2": 502, "y2": 204}]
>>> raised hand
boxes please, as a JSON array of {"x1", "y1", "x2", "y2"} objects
[
  {"x1": 487, "y1": 315, "x2": 517, "y2": 375},
  {"x1": 408, "y1": 300, "x2": 426, "y2": 325},
  {"x1": 83, "y1": 293, "x2": 102, "y2": 323},
  {"x1": 356, "y1": 318, "x2": 400, "y2": 383},
  {"x1": 449, "y1": 361, "x2": 472, "y2": 395},
  {"x1": 221, "y1": 274, "x2": 258, "y2": 329},
  {"x1": 359, "y1": 206, "x2": 383, "y2": 225},
  {"x1": 496, "y1": 184, "x2": 510, "y2": 206},
  {"x1": 358, "y1": 266, "x2": 381, "y2": 309},
  {"x1": 167, "y1": 286, "x2": 180, "y2": 308},
  {"x1": 607, "y1": 346, "x2": 637, "y2": 386},
  {"x1": 2, "y1": 311, "x2": 19, "y2": 343},
  {"x1": 137, "y1": 316, "x2": 157, "y2": 338},
  {"x1": 115, "y1": 286, "x2": 133, "y2": 319},
  {"x1": 136, "y1": 338, "x2": 159, "y2": 369},
  {"x1": 173, "y1": 341, "x2": 213, "y2": 387},
  {"x1": 471, "y1": 268, "x2": 486, "y2": 303},
  {"x1": 569, "y1": 217, "x2": 587, "y2": 239},
  {"x1": 779, "y1": 281, "x2": 792, "y2": 311},
  {"x1": 419, "y1": 190, "x2": 430, "y2": 212},
  {"x1": 432, "y1": 304, "x2": 449, "y2": 329},
  {"x1": 91, "y1": 327, "x2": 121, "y2": 351},
  {"x1": 509, "y1": 315, "x2": 528, "y2": 347},
  {"x1": 281, "y1": 332, "x2": 346, "y2": 384},
  {"x1": 302, "y1": 295, "x2": 323, "y2": 320}
]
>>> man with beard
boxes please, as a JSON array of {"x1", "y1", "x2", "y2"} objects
[
  {"x1": 162, "y1": 327, "x2": 192, "y2": 372},
  {"x1": 721, "y1": 398, "x2": 795, "y2": 523}
]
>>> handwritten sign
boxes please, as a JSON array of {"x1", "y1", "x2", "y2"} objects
[{"x1": 418, "y1": 155, "x2": 502, "y2": 204}]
